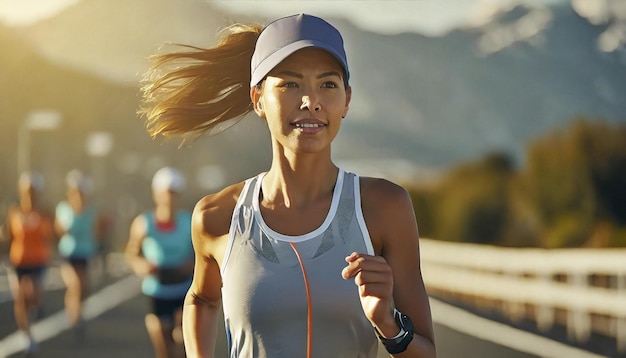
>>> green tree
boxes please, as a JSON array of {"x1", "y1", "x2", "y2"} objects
[
  {"x1": 434, "y1": 152, "x2": 514, "y2": 244},
  {"x1": 522, "y1": 118, "x2": 626, "y2": 247}
]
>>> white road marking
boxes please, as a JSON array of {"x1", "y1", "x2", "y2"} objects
[{"x1": 0, "y1": 275, "x2": 141, "y2": 357}]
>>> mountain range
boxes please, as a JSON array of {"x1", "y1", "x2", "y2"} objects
[{"x1": 1, "y1": 0, "x2": 625, "y2": 200}]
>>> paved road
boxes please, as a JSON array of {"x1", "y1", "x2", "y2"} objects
[
  {"x1": 1, "y1": 289, "x2": 539, "y2": 358},
  {"x1": 0, "y1": 256, "x2": 606, "y2": 358},
  {"x1": 3, "y1": 286, "x2": 154, "y2": 358}
]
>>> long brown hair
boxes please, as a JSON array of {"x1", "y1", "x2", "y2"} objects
[{"x1": 138, "y1": 24, "x2": 263, "y2": 140}]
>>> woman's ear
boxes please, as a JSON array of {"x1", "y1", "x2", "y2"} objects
[
  {"x1": 343, "y1": 86, "x2": 352, "y2": 118},
  {"x1": 250, "y1": 86, "x2": 265, "y2": 118}
]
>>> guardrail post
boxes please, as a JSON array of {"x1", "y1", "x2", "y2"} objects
[
  {"x1": 506, "y1": 270, "x2": 525, "y2": 322},
  {"x1": 617, "y1": 272, "x2": 626, "y2": 353},
  {"x1": 536, "y1": 272, "x2": 554, "y2": 332},
  {"x1": 567, "y1": 272, "x2": 591, "y2": 343}
]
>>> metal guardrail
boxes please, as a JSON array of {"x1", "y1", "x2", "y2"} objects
[{"x1": 419, "y1": 238, "x2": 626, "y2": 353}]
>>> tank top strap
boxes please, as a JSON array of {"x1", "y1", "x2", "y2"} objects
[{"x1": 222, "y1": 175, "x2": 261, "y2": 272}]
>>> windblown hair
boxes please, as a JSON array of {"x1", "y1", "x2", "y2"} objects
[{"x1": 138, "y1": 24, "x2": 263, "y2": 140}]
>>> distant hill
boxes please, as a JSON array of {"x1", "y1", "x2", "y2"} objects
[
  {"x1": 0, "y1": 12, "x2": 272, "y2": 215},
  {"x1": 3, "y1": 0, "x2": 626, "y2": 181},
  {"x1": 338, "y1": 4, "x2": 626, "y2": 167}
]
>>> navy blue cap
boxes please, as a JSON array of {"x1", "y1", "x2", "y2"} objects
[{"x1": 250, "y1": 14, "x2": 349, "y2": 87}]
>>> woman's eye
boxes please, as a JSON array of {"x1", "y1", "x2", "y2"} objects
[
  {"x1": 322, "y1": 81, "x2": 339, "y2": 89},
  {"x1": 282, "y1": 82, "x2": 298, "y2": 88}
]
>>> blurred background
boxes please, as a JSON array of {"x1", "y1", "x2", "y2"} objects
[
  {"x1": 0, "y1": 0, "x2": 625, "y2": 357},
  {"x1": 0, "y1": 0, "x2": 625, "y2": 250}
]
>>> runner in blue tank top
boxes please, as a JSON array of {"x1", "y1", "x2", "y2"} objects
[
  {"x1": 125, "y1": 167, "x2": 194, "y2": 358},
  {"x1": 55, "y1": 169, "x2": 102, "y2": 339},
  {"x1": 139, "y1": 14, "x2": 436, "y2": 358}
]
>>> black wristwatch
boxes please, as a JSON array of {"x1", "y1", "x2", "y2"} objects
[{"x1": 375, "y1": 308, "x2": 414, "y2": 354}]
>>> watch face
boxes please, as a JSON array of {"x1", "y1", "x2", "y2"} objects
[{"x1": 397, "y1": 310, "x2": 414, "y2": 333}]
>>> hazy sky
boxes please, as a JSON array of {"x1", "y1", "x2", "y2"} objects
[
  {"x1": 0, "y1": 0, "x2": 569, "y2": 35},
  {"x1": 0, "y1": 0, "x2": 79, "y2": 25}
]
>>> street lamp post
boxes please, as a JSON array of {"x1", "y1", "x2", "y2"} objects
[
  {"x1": 85, "y1": 131, "x2": 114, "y2": 198},
  {"x1": 17, "y1": 110, "x2": 62, "y2": 174}
]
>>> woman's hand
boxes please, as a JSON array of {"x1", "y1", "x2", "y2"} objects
[{"x1": 341, "y1": 252, "x2": 399, "y2": 337}]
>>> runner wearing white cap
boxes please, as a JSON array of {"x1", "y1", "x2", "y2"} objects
[
  {"x1": 139, "y1": 14, "x2": 435, "y2": 358},
  {"x1": 125, "y1": 166, "x2": 193, "y2": 358}
]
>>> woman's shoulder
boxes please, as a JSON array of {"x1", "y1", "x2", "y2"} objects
[
  {"x1": 6, "y1": 203, "x2": 20, "y2": 216},
  {"x1": 192, "y1": 180, "x2": 247, "y2": 236},
  {"x1": 358, "y1": 176, "x2": 414, "y2": 226},
  {"x1": 55, "y1": 201, "x2": 71, "y2": 216},
  {"x1": 358, "y1": 176, "x2": 410, "y2": 205},
  {"x1": 194, "y1": 180, "x2": 247, "y2": 213}
]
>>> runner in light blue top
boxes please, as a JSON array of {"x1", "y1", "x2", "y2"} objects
[
  {"x1": 140, "y1": 210, "x2": 193, "y2": 299},
  {"x1": 54, "y1": 169, "x2": 101, "y2": 338},
  {"x1": 126, "y1": 167, "x2": 194, "y2": 358},
  {"x1": 56, "y1": 201, "x2": 97, "y2": 260}
]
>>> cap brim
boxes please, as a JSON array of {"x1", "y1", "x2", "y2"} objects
[{"x1": 250, "y1": 40, "x2": 349, "y2": 87}]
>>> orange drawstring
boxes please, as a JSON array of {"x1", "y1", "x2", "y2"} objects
[{"x1": 290, "y1": 242, "x2": 313, "y2": 358}]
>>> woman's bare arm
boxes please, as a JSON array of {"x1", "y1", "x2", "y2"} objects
[
  {"x1": 124, "y1": 215, "x2": 155, "y2": 277},
  {"x1": 183, "y1": 183, "x2": 243, "y2": 357},
  {"x1": 345, "y1": 177, "x2": 436, "y2": 358}
]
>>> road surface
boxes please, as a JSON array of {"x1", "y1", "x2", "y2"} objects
[{"x1": 0, "y1": 257, "x2": 606, "y2": 358}]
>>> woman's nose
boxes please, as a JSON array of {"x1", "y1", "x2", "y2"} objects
[{"x1": 301, "y1": 96, "x2": 321, "y2": 112}]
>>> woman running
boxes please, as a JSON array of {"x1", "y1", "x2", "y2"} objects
[
  {"x1": 139, "y1": 14, "x2": 436, "y2": 357},
  {"x1": 125, "y1": 167, "x2": 194, "y2": 358},
  {"x1": 55, "y1": 169, "x2": 100, "y2": 338},
  {"x1": 3, "y1": 171, "x2": 54, "y2": 354}
]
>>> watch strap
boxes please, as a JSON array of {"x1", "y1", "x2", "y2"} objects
[{"x1": 375, "y1": 309, "x2": 414, "y2": 354}]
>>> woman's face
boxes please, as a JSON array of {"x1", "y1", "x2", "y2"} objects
[
  {"x1": 252, "y1": 47, "x2": 351, "y2": 155},
  {"x1": 152, "y1": 189, "x2": 177, "y2": 208}
]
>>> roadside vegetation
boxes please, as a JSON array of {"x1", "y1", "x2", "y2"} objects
[{"x1": 407, "y1": 118, "x2": 626, "y2": 248}]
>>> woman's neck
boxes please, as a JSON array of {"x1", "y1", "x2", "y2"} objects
[
  {"x1": 154, "y1": 205, "x2": 174, "y2": 223},
  {"x1": 262, "y1": 161, "x2": 338, "y2": 209}
]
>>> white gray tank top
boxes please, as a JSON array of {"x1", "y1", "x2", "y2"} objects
[{"x1": 221, "y1": 168, "x2": 379, "y2": 357}]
